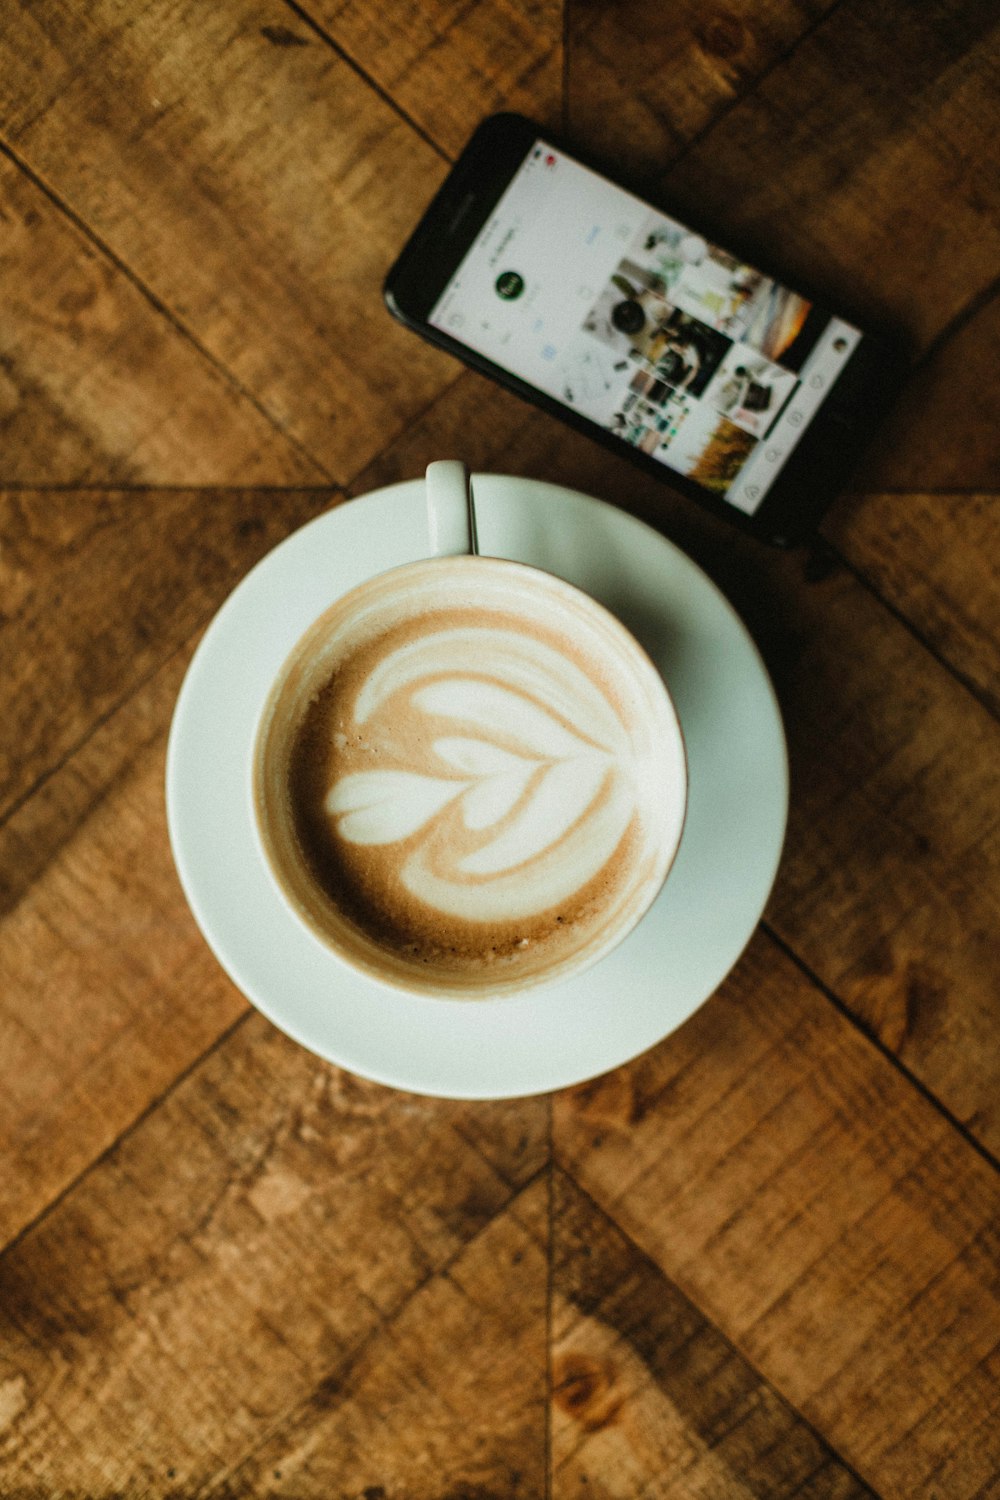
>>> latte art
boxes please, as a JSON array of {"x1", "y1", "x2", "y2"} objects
[
  {"x1": 324, "y1": 625, "x2": 641, "y2": 923},
  {"x1": 254, "y1": 556, "x2": 686, "y2": 998}
]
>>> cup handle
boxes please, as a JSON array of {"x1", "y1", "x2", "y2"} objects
[{"x1": 425, "y1": 460, "x2": 479, "y2": 557}]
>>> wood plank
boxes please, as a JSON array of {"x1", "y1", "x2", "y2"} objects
[
  {"x1": 0, "y1": 651, "x2": 247, "y2": 1245},
  {"x1": 0, "y1": 491, "x2": 327, "y2": 1242},
  {"x1": 305, "y1": 0, "x2": 564, "y2": 156},
  {"x1": 552, "y1": 1170, "x2": 874, "y2": 1498},
  {"x1": 0, "y1": 0, "x2": 455, "y2": 483},
  {"x1": 818, "y1": 296, "x2": 1000, "y2": 712},
  {"x1": 0, "y1": 490, "x2": 326, "y2": 821},
  {"x1": 565, "y1": 0, "x2": 837, "y2": 179},
  {"x1": 0, "y1": 156, "x2": 320, "y2": 485},
  {"x1": 223, "y1": 1177, "x2": 548, "y2": 1496},
  {"x1": 348, "y1": 372, "x2": 1000, "y2": 1151},
  {"x1": 755, "y1": 549, "x2": 1000, "y2": 1146},
  {"x1": 851, "y1": 291, "x2": 1000, "y2": 493},
  {"x1": 0, "y1": 1014, "x2": 547, "y2": 1494},
  {"x1": 653, "y1": 0, "x2": 1000, "y2": 351},
  {"x1": 553, "y1": 931, "x2": 1000, "y2": 1498},
  {"x1": 824, "y1": 492, "x2": 1000, "y2": 718}
]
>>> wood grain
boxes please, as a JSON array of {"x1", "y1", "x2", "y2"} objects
[
  {"x1": 757, "y1": 549, "x2": 1000, "y2": 1147},
  {"x1": 0, "y1": 492, "x2": 330, "y2": 1243},
  {"x1": 554, "y1": 932, "x2": 1000, "y2": 1498},
  {"x1": 225, "y1": 1177, "x2": 548, "y2": 1497},
  {"x1": 305, "y1": 0, "x2": 565, "y2": 156},
  {"x1": 852, "y1": 290, "x2": 1000, "y2": 493},
  {"x1": 565, "y1": 0, "x2": 837, "y2": 179},
  {"x1": 552, "y1": 1170, "x2": 874, "y2": 1498},
  {"x1": 0, "y1": 1014, "x2": 547, "y2": 1494},
  {"x1": 0, "y1": 650, "x2": 246, "y2": 1246},
  {"x1": 0, "y1": 155, "x2": 320, "y2": 486},
  {"x1": 824, "y1": 492, "x2": 1000, "y2": 717},
  {"x1": 0, "y1": 490, "x2": 327, "y2": 822},
  {"x1": 0, "y1": 0, "x2": 455, "y2": 483}
]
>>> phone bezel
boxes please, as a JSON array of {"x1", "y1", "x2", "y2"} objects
[{"x1": 384, "y1": 113, "x2": 908, "y2": 545}]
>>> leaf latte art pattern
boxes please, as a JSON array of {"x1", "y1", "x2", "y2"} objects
[{"x1": 323, "y1": 627, "x2": 641, "y2": 924}]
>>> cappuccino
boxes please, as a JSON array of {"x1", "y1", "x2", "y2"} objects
[{"x1": 254, "y1": 557, "x2": 686, "y2": 997}]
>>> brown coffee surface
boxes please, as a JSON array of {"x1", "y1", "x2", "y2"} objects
[{"x1": 285, "y1": 600, "x2": 652, "y2": 981}]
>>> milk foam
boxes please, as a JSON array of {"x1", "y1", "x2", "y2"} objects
[
  {"x1": 257, "y1": 555, "x2": 687, "y2": 997},
  {"x1": 322, "y1": 625, "x2": 643, "y2": 923}
]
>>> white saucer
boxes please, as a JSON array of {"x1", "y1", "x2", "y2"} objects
[{"x1": 166, "y1": 476, "x2": 788, "y2": 1099}]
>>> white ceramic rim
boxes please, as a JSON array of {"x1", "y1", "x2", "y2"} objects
[
  {"x1": 166, "y1": 475, "x2": 788, "y2": 1099},
  {"x1": 251, "y1": 550, "x2": 689, "y2": 999}
]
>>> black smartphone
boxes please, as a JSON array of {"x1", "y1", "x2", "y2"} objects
[{"x1": 384, "y1": 113, "x2": 907, "y2": 545}]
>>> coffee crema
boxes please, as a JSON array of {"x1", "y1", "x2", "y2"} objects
[{"x1": 253, "y1": 558, "x2": 686, "y2": 998}]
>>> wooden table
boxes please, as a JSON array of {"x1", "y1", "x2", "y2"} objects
[{"x1": 1, "y1": 2, "x2": 998, "y2": 1494}]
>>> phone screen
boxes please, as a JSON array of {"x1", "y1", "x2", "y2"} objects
[{"x1": 428, "y1": 140, "x2": 862, "y2": 516}]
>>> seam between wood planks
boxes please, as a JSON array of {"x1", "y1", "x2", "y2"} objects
[
  {"x1": 0, "y1": 138, "x2": 334, "y2": 485},
  {"x1": 0, "y1": 603, "x2": 264, "y2": 845},
  {"x1": 185, "y1": 1161, "x2": 551, "y2": 1499},
  {"x1": 280, "y1": 0, "x2": 456, "y2": 164},
  {"x1": 0, "y1": 1007, "x2": 254, "y2": 1269},
  {"x1": 546, "y1": 1165, "x2": 883, "y2": 1499},
  {"x1": 650, "y1": 0, "x2": 854, "y2": 179},
  {"x1": 763, "y1": 922, "x2": 1000, "y2": 1178},
  {"x1": 814, "y1": 539, "x2": 1000, "y2": 723},
  {"x1": 904, "y1": 271, "x2": 1000, "y2": 380}
]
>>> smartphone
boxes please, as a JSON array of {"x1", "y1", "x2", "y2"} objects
[{"x1": 384, "y1": 113, "x2": 907, "y2": 545}]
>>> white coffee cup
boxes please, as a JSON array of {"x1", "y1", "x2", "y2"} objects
[{"x1": 252, "y1": 462, "x2": 687, "y2": 999}]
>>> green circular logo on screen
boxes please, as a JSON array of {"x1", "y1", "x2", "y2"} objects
[{"x1": 495, "y1": 271, "x2": 525, "y2": 300}]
